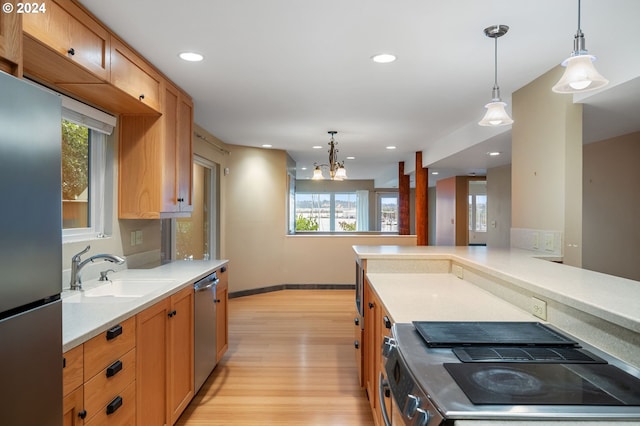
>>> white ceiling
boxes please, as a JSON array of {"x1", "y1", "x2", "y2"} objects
[{"x1": 78, "y1": 0, "x2": 640, "y2": 187}]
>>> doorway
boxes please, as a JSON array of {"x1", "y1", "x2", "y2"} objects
[{"x1": 163, "y1": 156, "x2": 219, "y2": 261}]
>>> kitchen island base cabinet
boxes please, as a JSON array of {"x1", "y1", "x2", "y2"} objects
[{"x1": 136, "y1": 286, "x2": 194, "y2": 426}]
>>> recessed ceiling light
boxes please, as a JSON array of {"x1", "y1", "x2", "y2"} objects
[
  {"x1": 261, "y1": 144, "x2": 272, "y2": 148},
  {"x1": 431, "y1": 171, "x2": 439, "y2": 175},
  {"x1": 179, "y1": 52, "x2": 204, "y2": 62},
  {"x1": 301, "y1": 167, "x2": 307, "y2": 171},
  {"x1": 386, "y1": 146, "x2": 396, "y2": 150},
  {"x1": 488, "y1": 151, "x2": 501, "y2": 156},
  {"x1": 371, "y1": 53, "x2": 397, "y2": 63},
  {"x1": 312, "y1": 145, "x2": 323, "y2": 149},
  {"x1": 346, "y1": 156, "x2": 355, "y2": 160}
]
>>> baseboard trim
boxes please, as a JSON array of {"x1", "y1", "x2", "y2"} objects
[{"x1": 229, "y1": 284, "x2": 354, "y2": 299}]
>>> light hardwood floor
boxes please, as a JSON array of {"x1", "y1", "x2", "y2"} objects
[{"x1": 176, "y1": 289, "x2": 374, "y2": 426}]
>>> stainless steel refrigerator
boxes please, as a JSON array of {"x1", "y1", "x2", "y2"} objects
[{"x1": 0, "y1": 71, "x2": 63, "y2": 425}]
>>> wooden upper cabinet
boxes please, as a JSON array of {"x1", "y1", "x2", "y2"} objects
[
  {"x1": 23, "y1": 0, "x2": 109, "y2": 82},
  {"x1": 110, "y1": 36, "x2": 161, "y2": 113},
  {"x1": 118, "y1": 83, "x2": 193, "y2": 218},
  {"x1": 0, "y1": 2, "x2": 22, "y2": 76}
]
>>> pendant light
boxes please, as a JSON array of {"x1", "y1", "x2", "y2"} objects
[
  {"x1": 312, "y1": 131, "x2": 348, "y2": 181},
  {"x1": 478, "y1": 25, "x2": 513, "y2": 127},
  {"x1": 552, "y1": 0, "x2": 608, "y2": 94}
]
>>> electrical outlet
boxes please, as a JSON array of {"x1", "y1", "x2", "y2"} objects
[
  {"x1": 135, "y1": 230, "x2": 143, "y2": 245},
  {"x1": 544, "y1": 233, "x2": 555, "y2": 252},
  {"x1": 452, "y1": 264, "x2": 464, "y2": 279},
  {"x1": 531, "y1": 297, "x2": 547, "y2": 320},
  {"x1": 130, "y1": 231, "x2": 136, "y2": 246}
]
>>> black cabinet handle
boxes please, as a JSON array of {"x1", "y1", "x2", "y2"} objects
[
  {"x1": 354, "y1": 340, "x2": 359, "y2": 349},
  {"x1": 177, "y1": 197, "x2": 184, "y2": 203},
  {"x1": 383, "y1": 316, "x2": 392, "y2": 329},
  {"x1": 139, "y1": 94, "x2": 145, "y2": 101},
  {"x1": 62, "y1": 357, "x2": 66, "y2": 369},
  {"x1": 106, "y1": 360, "x2": 123, "y2": 378},
  {"x1": 214, "y1": 299, "x2": 221, "y2": 303},
  {"x1": 220, "y1": 266, "x2": 227, "y2": 273},
  {"x1": 78, "y1": 410, "x2": 87, "y2": 420},
  {"x1": 368, "y1": 302, "x2": 374, "y2": 309},
  {"x1": 168, "y1": 310, "x2": 177, "y2": 318},
  {"x1": 67, "y1": 48, "x2": 75, "y2": 56},
  {"x1": 354, "y1": 317, "x2": 359, "y2": 326},
  {"x1": 106, "y1": 324, "x2": 123, "y2": 341},
  {"x1": 106, "y1": 396, "x2": 123, "y2": 415}
]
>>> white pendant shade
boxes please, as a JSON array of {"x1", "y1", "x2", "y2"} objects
[
  {"x1": 552, "y1": 54, "x2": 609, "y2": 93},
  {"x1": 478, "y1": 101, "x2": 513, "y2": 126},
  {"x1": 334, "y1": 165, "x2": 347, "y2": 180},
  {"x1": 312, "y1": 167, "x2": 324, "y2": 180}
]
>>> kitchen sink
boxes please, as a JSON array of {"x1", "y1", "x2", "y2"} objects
[{"x1": 63, "y1": 279, "x2": 175, "y2": 303}]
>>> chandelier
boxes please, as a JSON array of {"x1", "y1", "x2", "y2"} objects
[{"x1": 312, "y1": 131, "x2": 347, "y2": 181}]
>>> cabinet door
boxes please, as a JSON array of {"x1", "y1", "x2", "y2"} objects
[
  {"x1": 0, "y1": 2, "x2": 21, "y2": 76},
  {"x1": 136, "y1": 298, "x2": 170, "y2": 426},
  {"x1": 176, "y1": 93, "x2": 194, "y2": 212},
  {"x1": 215, "y1": 268, "x2": 229, "y2": 362},
  {"x1": 63, "y1": 345, "x2": 84, "y2": 398},
  {"x1": 62, "y1": 386, "x2": 84, "y2": 426},
  {"x1": 110, "y1": 36, "x2": 161, "y2": 112},
  {"x1": 168, "y1": 286, "x2": 194, "y2": 424},
  {"x1": 23, "y1": 0, "x2": 109, "y2": 80},
  {"x1": 363, "y1": 278, "x2": 377, "y2": 413}
]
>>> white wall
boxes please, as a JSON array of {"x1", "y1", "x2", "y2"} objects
[{"x1": 512, "y1": 66, "x2": 583, "y2": 266}]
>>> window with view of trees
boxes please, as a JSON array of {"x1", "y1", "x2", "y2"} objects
[
  {"x1": 62, "y1": 119, "x2": 90, "y2": 229},
  {"x1": 59, "y1": 93, "x2": 115, "y2": 242},
  {"x1": 295, "y1": 192, "x2": 357, "y2": 232},
  {"x1": 468, "y1": 194, "x2": 487, "y2": 232}
]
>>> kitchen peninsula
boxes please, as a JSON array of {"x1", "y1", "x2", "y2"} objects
[
  {"x1": 355, "y1": 245, "x2": 640, "y2": 425},
  {"x1": 354, "y1": 245, "x2": 640, "y2": 366}
]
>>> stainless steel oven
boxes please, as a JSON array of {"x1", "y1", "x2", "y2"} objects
[{"x1": 382, "y1": 322, "x2": 640, "y2": 425}]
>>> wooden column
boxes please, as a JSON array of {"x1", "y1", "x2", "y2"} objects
[
  {"x1": 397, "y1": 161, "x2": 410, "y2": 235},
  {"x1": 415, "y1": 152, "x2": 428, "y2": 245}
]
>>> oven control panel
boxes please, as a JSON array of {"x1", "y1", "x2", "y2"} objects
[{"x1": 383, "y1": 338, "x2": 444, "y2": 426}]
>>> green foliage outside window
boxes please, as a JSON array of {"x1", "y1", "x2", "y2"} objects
[
  {"x1": 338, "y1": 221, "x2": 356, "y2": 231},
  {"x1": 61, "y1": 120, "x2": 89, "y2": 200},
  {"x1": 295, "y1": 215, "x2": 319, "y2": 231}
]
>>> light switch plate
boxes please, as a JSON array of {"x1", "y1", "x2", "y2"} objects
[
  {"x1": 135, "y1": 230, "x2": 143, "y2": 245},
  {"x1": 130, "y1": 231, "x2": 136, "y2": 246}
]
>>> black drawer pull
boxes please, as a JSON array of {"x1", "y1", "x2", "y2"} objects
[
  {"x1": 106, "y1": 360, "x2": 123, "y2": 378},
  {"x1": 383, "y1": 316, "x2": 392, "y2": 329},
  {"x1": 106, "y1": 324, "x2": 123, "y2": 341},
  {"x1": 67, "y1": 48, "x2": 75, "y2": 56},
  {"x1": 354, "y1": 340, "x2": 359, "y2": 349},
  {"x1": 78, "y1": 410, "x2": 87, "y2": 420},
  {"x1": 354, "y1": 317, "x2": 359, "y2": 326},
  {"x1": 106, "y1": 396, "x2": 123, "y2": 415}
]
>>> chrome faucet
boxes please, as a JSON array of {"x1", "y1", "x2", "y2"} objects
[{"x1": 69, "y1": 245, "x2": 125, "y2": 290}]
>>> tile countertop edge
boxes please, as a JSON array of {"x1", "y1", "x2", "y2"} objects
[
  {"x1": 62, "y1": 259, "x2": 228, "y2": 352},
  {"x1": 353, "y1": 245, "x2": 640, "y2": 334}
]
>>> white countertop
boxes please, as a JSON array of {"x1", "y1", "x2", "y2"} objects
[
  {"x1": 354, "y1": 245, "x2": 640, "y2": 333},
  {"x1": 61, "y1": 259, "x2": 227, "y2": 352},
  {"x1": 367, "y1": 273, "x2": 535, "y2": 323}
]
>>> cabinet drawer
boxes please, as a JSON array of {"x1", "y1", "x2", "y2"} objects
[
  {"x1": 84, "y1": 380, "x2": 136, "y2": 426},
  {"x1": 84, "y1": 348, "x2": 136, "y2": 417},
  {"x1": 110, "y1": 37, "x2": 161, "y2": 112},
  {"x1": 63, "y1": 345, "x2": 84, "y2": 397},
  {"x1": 84, "y1": 317, "x2": 135, "y2": 379}
]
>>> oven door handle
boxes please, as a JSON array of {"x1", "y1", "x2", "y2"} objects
[{"x1": 378, "y1": 372, "x2": 392, "y2": 426}]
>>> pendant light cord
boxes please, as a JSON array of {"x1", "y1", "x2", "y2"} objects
[{"x1": 494, "y1": 36, "x2": 498, "y2": 89}]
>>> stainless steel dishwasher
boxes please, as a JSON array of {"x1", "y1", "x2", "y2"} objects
[{"x1": 193, "y1": 271, "x2": 219, "y2": 393}]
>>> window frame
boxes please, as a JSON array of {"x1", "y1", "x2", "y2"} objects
[
  {"x1": 293, "y1": 191, "x2": 359, "y2": 233},
  {"x1": 60, "y1": 97, "x2": 116, "y2": 243}
]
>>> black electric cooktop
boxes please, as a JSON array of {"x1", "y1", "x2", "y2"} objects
[
  {"x1": 444, "y1": 362, "x2": 640, "y2": 406},
  {"x1": 413, "y1": 321, "x2": 578, "y2": 347}
]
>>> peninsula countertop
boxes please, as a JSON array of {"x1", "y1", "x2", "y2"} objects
[
  {"x1": 61, "y1": 259, "x2": 228, "y2": 352},
  {"x1": 353, "y1": 245, "x2": 640, "y2": 334}
]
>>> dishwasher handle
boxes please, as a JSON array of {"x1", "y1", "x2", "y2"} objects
[{"x1": 194, "y1": 274, "x2": 219, "y2": 292}]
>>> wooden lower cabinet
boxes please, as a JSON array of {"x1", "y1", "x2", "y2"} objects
[
  {"x1": 215, "y1": 266, "x2": 229, "y2": 362},
  {"x1": 137, "y1": 286, "x2": 194, "y2": 426},
  {"x1": 363, "y1": 278, "x2": 393, "y2": 426},
  {"x1": 62, "y1": 385, "x2": 84, "y2": 426}
]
